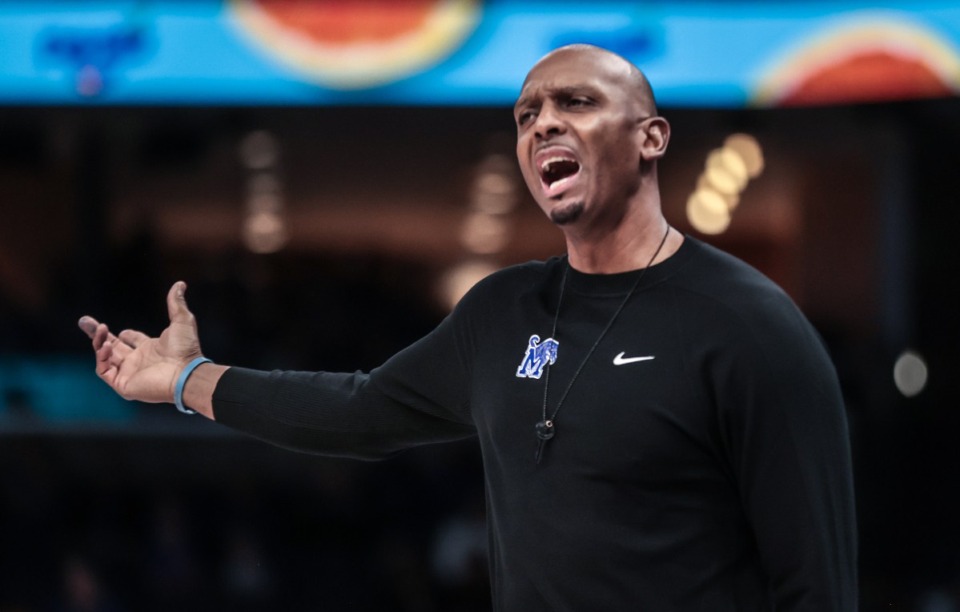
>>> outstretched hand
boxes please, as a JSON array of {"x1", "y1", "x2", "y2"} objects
[{"x1": 78, "y1": 281, "x2": 203, "y2": 404}]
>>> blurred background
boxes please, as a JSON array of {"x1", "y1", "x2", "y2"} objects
[{"x1": 1, "y1": 1, "x2": 959, "y2": 610}]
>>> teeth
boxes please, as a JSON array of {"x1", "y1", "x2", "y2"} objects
[
  {"x1": 540, "y1": 157, "x2": 575, "y2": 172},
  {"x1": 538, "y1": 156, "x2": 580, "y2": 190}
]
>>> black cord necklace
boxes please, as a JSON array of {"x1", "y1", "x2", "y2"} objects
[{"x1": 535, "y1": 225, "x2": 672, "y2": 464}]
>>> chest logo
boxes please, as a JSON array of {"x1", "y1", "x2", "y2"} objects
[
  {"x1": 613, "y1": 352, "x2": 655, "y2": 365},
  {"x1": 516, "y1": 334, "x2": 559, "y2": 379}
]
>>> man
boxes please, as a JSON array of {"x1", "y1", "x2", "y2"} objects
[{"x1": 80, "y1": 45, "x2": 857, "y2": 610}]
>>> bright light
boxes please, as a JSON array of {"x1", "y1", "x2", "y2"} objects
[
  {"x1": 705, "y1": 148, "x2": 748, "y2": 194},
  {"x1": 704, "y1": 163, "x2": 741, "y2": 196},
  {"x1": 723, "y1": 133, "x2": 764, "y2": 178},
  {"x1": 893, "y1": 350, "x2": 928, "y2": 398},
  {"x1": 240, "y1": 131, "x2": 286, "y2": 254},
  {"x1": 686, "y1": 133, "x2": 764, "y2": 235},
  {"x1": 686, "y1": 189, "x2": 730, "y2": 235},
  {"x1": 242, "y1": 211, "x2": 287, "y2": 254}
]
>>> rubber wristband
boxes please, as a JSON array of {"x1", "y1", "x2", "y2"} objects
[{"x1": 174, "y1": 357, "x2": 212, "y2": 415}]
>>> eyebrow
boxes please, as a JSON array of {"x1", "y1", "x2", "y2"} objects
[{"x1": 514, "y1": 85, "x2": 598, "y2": 113}]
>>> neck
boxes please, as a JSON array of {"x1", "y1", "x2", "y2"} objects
[{"x1": 565, "y1": 213, "x2": 680, "y2": 274}]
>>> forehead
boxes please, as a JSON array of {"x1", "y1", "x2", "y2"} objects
[{"x1": 516, "y1": 49, "x2": 632, "y2": 105}]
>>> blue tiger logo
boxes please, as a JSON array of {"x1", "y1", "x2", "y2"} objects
[{"x1": 516, "y1": 334, "x2": 559, "y2": 379}]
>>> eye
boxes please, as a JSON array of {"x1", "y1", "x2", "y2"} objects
[
  {"x1": 565, "y1": 97, "x2": 591, "y2": 108},
  {"x1": 516, "y1": 109, "x2": 536, "y2": 127}
]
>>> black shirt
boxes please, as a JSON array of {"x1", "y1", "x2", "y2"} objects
[{"x1": 213, "y1": 237, "x2": 857, "y2": 611}]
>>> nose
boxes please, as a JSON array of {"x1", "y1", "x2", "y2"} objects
[{"x1": 533, "y1": 103, "x2": 564, "y2": 140}]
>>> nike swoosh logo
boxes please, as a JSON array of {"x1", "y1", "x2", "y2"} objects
[{"x1": 613, "y1": 352, "x2": 655, "y2": 365}]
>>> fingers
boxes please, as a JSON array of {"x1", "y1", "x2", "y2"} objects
[
  {"x1": 95, "y1": 331, "x2": 117, "y2": 379},
  {"x1": 92, "y1": 323, "x2": 126, "y2": 383},
  {"x1": 92, "y1": 322, "x2": 110, "y2": 351},
  {"x1": 80, "y1": 316, "x2": 136, "y2": 353},
  {"x1": 78, "y1": 316, "x2": 99, "y2": 339},
  {"x1": 118, "y1": 329, "x2": 150, "y2": 348},
  {"x1": 166, "y1": 281, "x2": 195, "y2": 325}
]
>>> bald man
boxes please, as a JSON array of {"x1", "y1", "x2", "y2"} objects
[{"x1": 81, "y1": 45, "x2": 857, "y2": 611}]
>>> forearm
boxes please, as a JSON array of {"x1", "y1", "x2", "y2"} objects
[
  {"x1": 190, "y1": 296, "x2": 475, "y2": 457},
  {"x1": 181, "y1": 362, "x2": 230, "y2": 420},
  {"x1": 705, "y1": 301, "x2": 857, "y2": 609},
  {"x1": 723, "y1": 340, "x2": 857, "y2": 608},
  {"x1": 211, "y1": 367, "x2": 475, "y2": 459}
]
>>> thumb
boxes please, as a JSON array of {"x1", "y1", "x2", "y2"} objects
[{"x1": 166, "y1": 281, "x2": 194, "y2": 324}]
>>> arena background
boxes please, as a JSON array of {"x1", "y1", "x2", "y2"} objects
[{"x1": 1, "y1": 2, "x2": 959, "y2": 610}]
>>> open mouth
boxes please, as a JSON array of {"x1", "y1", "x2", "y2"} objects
[{"x1": 539, "y1": 157, "x2": 581, "y2": 193}]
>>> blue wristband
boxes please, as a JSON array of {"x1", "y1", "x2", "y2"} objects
[{"x1": 174, "y1": 357, "x2": 212, "y2": 415}]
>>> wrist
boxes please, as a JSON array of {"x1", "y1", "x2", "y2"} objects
[{"x1": 173, "y1": 356, "x2": 212, "y2": 414}]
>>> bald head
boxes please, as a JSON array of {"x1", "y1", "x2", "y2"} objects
[
  {"x1": 514, "y1": 42, "x2": 672, "y2": 233},
  {"x1": 525, "y1": 44, "x2": 658, "y2": 117}
]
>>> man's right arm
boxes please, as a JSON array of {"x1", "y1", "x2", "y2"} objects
[
  {"x1": 209, "y1": 304, "x2": 478, "y2": 459},
  {"x1": 81, "y1": 280, "x2": 478, "y2": 457}
]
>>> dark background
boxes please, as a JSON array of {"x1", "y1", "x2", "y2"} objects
[{"x1": 0, "y1": 97, "x2": 958, "y2": 611}]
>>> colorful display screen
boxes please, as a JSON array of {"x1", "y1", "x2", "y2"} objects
[{"x1": 3, "y1": 0, "x2": 960, "y2": 107}]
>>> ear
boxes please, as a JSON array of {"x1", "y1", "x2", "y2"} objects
[{"x1": 637, "y1": 116, "x2": 671, "y2": 162}]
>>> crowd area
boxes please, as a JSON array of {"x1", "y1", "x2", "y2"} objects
[
  {"x1": 0, "y1": 250, "x2": 491, "y2": 612},
  {"x1": 0, "y1": 234, "x2": 959, "y2": 611},
  {"x1": 0, "y1": 435, "x2": 489, "y2": 612}
]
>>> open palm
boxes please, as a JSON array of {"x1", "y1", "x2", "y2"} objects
[{"x1": 79, "y1": 282, "x2": 202, "y2": 404}]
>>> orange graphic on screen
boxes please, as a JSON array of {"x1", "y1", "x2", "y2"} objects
[
  {"x1": 230, "y1": 0, "x2": 481, "y2": 89},
  {"x1": 755, "y1": 18, "x2": 960, "y2": 106}
]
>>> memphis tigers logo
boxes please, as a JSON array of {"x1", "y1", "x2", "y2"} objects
[{"x1": 516, "y1": 334, "x2": 559, "y2": 379}]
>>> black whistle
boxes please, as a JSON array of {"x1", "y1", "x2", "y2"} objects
[{"x1": 535, "y1": 419, "x2": 555, "y2": 441}]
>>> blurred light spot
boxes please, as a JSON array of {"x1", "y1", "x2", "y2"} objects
[
  {"x1": 704, "y1": 163, "x2": 741, "y2": 196},
  {"x1": 248, "y1": 173, "x2": 281, "y2": 195},
  {"x1": 894, "y1": 350, "x2": 928, "y2": 398},
  {"x1": 460, "y1": 211, "x2": 509, "y2": 255},
  {"x1": 686, "y1": 189, "x2": 730, "y2": 235},
  {"x1": 242, "y1": 211, "x2": 287, "y2": 254},
  {"x1": 240, "y1": 132, "x2": 286, "y2": 253},
  {"x1": 477, "y1": 153, "x2": 514, "y2": 175},
  {"x1": 695, "y1": 173, "x2": 740, "y2": 209},
  {"x1": 461, "y1": 150, "x2": 519, "y2": 253},
  {"x1": 476, "y1": 172, "x2": 515, "y2": 197},
  {"x1": 706, "y1": 148, "x2": 749, "y2": 194},
  {"x1": 723, "y1": 133, "x2": 764, "y2": 178},
  {"x1": 472, "y1": 191, "x2": 514, "y2": 215},
  {"x1": 687, "y1": 134, "x2": 763, "y2": 234},
  {"x1": 439, "y1": 261, "x2": 499, "y2": 310},
  {"x1": 248, "y1": 192, "x2": 282, "y2": 214},
  {"x1": 239, "y1": 131, "x2": 279, "y2": 170},
  {"x1": 716, "y1": 147, "x2": 749, "y2": 184}
]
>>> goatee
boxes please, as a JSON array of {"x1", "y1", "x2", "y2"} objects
[{"x1": 550, "y1": 201, "x2": 585, "y2": 225}]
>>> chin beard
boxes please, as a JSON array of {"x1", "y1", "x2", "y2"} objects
[{"x1": 549, "y1": 201, "x2": 585, "y2": 226}]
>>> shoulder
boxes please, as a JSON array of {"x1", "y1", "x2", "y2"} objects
[
  {"x1": 455, "y1": 256, "x2": 563, "y2": 310},
  {"x1": 675, "y1": 238, "x2": 799, "y2": 323},
  {"x1": 672, "y1": 238, "x2": 826, "y2": 358},
  {"x1": 679, "y1": 238, "x2": 788, "y2": 304}
]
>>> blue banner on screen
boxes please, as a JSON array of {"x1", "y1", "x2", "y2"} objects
[{"x1": 2, "y1": 0, "x2": 959, "y2": 107}]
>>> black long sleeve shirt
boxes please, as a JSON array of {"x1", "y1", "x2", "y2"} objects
[{"x1": 213, "y1": 237, "x2": 858, "y2": 611}]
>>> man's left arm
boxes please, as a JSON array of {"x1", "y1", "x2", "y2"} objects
[{"x1": 717, "y1": 307, "x2": 858, "y2": 611}]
